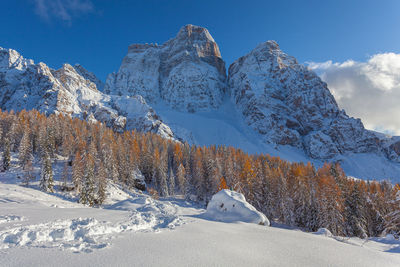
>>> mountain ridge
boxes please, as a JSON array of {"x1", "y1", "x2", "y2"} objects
[{"x1": 0, "y1": 46, "x2": 174, "y2": 139}]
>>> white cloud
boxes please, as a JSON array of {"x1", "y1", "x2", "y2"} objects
[
  {"x1": 33, "y1": 0, "x2": 94, "y2": 23},
  {"x1": 308, "y1": 53, "x2": 400, "y2": 135}
]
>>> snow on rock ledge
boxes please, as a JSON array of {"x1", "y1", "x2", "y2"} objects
[{"x1": 205, "y1": 190, "x2": 269, "y2": 226}]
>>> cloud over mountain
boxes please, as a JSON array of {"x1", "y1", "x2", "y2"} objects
[{"x1": 308, "y1": 53, "x2": 400, "y2": 135}]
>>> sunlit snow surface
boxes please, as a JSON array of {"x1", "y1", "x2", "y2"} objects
[
  {"x1": 204, "y1": 189, "x2": 269, "y2": 225},
  {"x1": 0, "y1": 181, "x2": 183, "y2": 253}
]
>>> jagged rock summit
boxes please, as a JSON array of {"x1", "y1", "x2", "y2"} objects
[{"x1": 105, "y1": 24, "x2": 226, "y2": 112}]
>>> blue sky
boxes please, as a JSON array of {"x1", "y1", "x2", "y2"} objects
[{"x1": 1, "y1": 0, "x2": 399, "y2": 81}]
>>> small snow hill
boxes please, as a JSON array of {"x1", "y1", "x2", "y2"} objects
[{"x1": 204, "y1": 189, "x2": 269, "y2": 226}]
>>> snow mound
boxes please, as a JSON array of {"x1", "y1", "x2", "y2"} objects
[
  {"x1": 205, "y1": 190, "x2": 269, "y2": 226},
  {"x1": 128, "y1": 199, "x2": 183, "y2": 231},
  {"x1": 0, "y1": 215, "x2": 24, "y2": 224},
  {"x1": 314, "y1": 228, "x2": 333, "y2": 237}
]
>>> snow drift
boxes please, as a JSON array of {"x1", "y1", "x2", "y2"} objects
[
  {"x1": 205, "y1": 190, "x2": 269, "y2": 226},
  {"x1": 314, "y1": 228, "x2": 333, "y2": 237}
]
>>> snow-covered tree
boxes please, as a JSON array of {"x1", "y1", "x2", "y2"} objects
[
  {"x1": 22, "y1": 159, "x2": 35, "y2": 185},
  {"x1": 168, "y1": 168, "x2": 175, "y2": 196},
  {"x1": 72, "y1": 150, "x2": 84, "y2": 193},
  {"x1": 153, "y1": 148, "x2": 168, "y2": 197},
  {"x1": 96, "y1": 161, "x2": 107, "y2": 205},
  {"x1": 61, "y1": 161, "x2": 69, "y2": 190},
  {"x1": 176, "y1": 163, "x2": 186, "y2": 194},
  {"x1": 18, "y1": 127, "x2": 33, "y2": 169},
  {"x1": 2, "y1": 138, "x2": 11, "y2": 171},
  {"x1": 40, "y1": 154, "x2": 54, "y2": 193},
  {"x1": 344, "y1": 182, "x2": 368, "y2": 238},
  {"x1": 384, "y1": 185, "x2": 400, "y2": 238},
  {"x1": 316, "y1": 172, "x2": 344, "y2": 236},
  {"x1": 80, "y1": 143, "x2": 97, "y2": 206}
]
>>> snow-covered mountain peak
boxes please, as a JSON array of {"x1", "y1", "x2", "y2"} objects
[
  {"x1": 54, "y1": 63, "x2": 98, "y2": 93},
  {"x1": 165, "y1": 24, "x2": 225, "y2": 76},
  {"x1": 256, "y1": 40, "x2": 299, "y2": 67},
  {"x1": 176, "y1": 24, "x2": 217, "y2": 45},
  {"x1": 171, "y1": 24, "x2": 222, "y2": 60},
  {"x1": 105, "y1": 25, "x2": 226, "y2": 112},
  {"x1": 0, "y1": 47, "x2": 34, "y2": 70}
]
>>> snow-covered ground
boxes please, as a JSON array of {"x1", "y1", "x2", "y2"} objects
[{"x1": 1, "y1": 173, "x2": 399, "y2": 266}]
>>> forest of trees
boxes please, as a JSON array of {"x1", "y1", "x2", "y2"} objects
[{"x1": 0, "y1": 109, "x2": 399, "y2": 238}]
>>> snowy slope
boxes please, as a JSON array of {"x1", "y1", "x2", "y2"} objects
[{"x1": 1, "y1": 176, "x2": 399, "y2": 266}]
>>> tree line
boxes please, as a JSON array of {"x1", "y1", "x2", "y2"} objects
[{"x1": 0, "y1": 109, "x2": 399, "y2": 238}]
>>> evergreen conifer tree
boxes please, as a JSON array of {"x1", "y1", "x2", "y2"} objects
[
  {"x1": 61, "y1": 161, "x2": 69, "y2": 190},
  {"x1": 22, "y1": 159, "x2": 35, "y2": 185},
  {"x1": 40, "y1": 153, "x2": 54, "y2": 192},
  {"x1": 2, "y1": 138, "x2": 11, "y2": 171},
  {"x1": 96, "y1": 161, "x2": 107, "y2": 205},
  {"x1": 168, "y1": 168, "x2": 175, "y2": 196},
  {"x1": 384, "y1": 186, "x2": 400, "y2": 238},
  {"x1": 80, "y1": 143, "x2": 96, "y2": 206},
  {"x1": 19, "y1": 128, "x2": 33, "y2": 169},
  {"x1": 176, "y1": 163, "x2": 186, "y2": 195}
]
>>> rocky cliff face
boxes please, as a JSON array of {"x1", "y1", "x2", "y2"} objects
[
  {"x1": 0, "y1": 47, "x2": 174, "y2": 139},
  {"x1": 105, "y1": 24, "x2": 226, "y2": 112},
  {"x1": 74, "y1": 64, "x2": 105, "y2": 91},
  {"x1": 228, "y1": 41, "x2": 396, "y2": 160}
]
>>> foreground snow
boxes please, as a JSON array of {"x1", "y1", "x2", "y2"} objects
[
  {"x1": 0, "y1": 181, "x2": 182, "y2": 253},
  {"x1": 0, "y1": 179, "x2": 399, "y2": 266}
]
